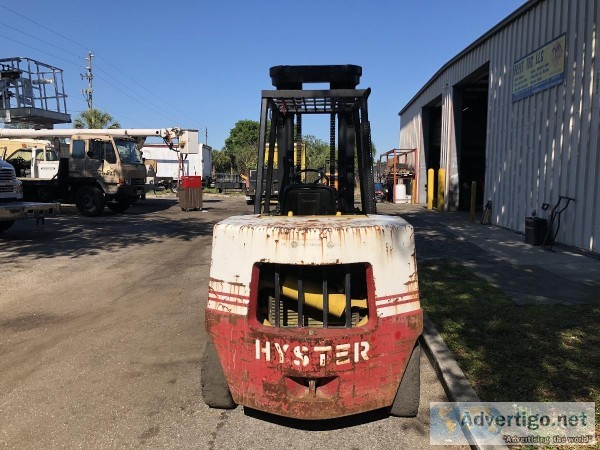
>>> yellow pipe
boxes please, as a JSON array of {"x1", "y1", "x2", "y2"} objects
[
  {"x1": 427, "y1": 169, "x2": 434, "y2": 210},
  {"x1": 281, "y1": 277, "x2": 367, "y2": 318},
  {"x1": 437, "y1": 168, "x2": 445, "y2": 213}
]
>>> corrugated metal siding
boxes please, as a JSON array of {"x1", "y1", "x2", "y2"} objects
[{"x1": 399, "y1": 0, "x2": 600, "y2": 253}]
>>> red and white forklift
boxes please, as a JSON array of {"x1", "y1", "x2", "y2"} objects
[{"x1": 202, "y1": 65, "x2": 422, "y2": 419}]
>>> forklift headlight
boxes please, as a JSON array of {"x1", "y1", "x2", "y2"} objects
[{"x1": 15, "y1": 180, "x2": 23, "y2": 195}]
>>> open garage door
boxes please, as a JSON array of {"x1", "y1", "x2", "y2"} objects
[{"x1": 453, "y1": 64, "x2": 489, "y2": 210}]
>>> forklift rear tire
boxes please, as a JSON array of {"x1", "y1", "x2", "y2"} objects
[
  {"x1": 201, "y1": 340, "x2": 236, "y2": 409},
  {"x1": 0, "y1": 220, "x2": 15, "y2": 233},
  {"x1": 76, "y1": 186, "x2": 105, "y2": 217},
  {"x1": 389, "y1": 342, "x2": 420, "y2": 417}
]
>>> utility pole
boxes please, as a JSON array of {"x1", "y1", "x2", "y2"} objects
[
  {"x1": 81, "y1": 51, "x2": 93, "y2": 110},
  {"x1": 203, "y1": 126, "x2": 208, "y2": 145}
]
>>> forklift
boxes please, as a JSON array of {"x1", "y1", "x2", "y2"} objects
[{"x1": 202, "y1": 65, "x2": 423, "y2": 419}]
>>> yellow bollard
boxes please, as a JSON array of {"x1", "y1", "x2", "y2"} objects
[
  {"x1": 437, "y1": 168, "x2": 445, "y2": 213},
  {"x1": 427, "y1": 169, "x2": 434, "y2": 210},
  {"x1": 469, "y1": 181, "x2": 477, "y2": 223}
]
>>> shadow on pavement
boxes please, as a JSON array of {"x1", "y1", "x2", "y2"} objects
[
  {"x1": 243, "y1": 407, "x2": 390, "y2": 430},
  {"x1": 0, "y1": 198, "x2": 220, "y2": 259}
]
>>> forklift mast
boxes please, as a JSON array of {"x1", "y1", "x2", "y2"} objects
[{"x1": 254, "y1": 65, "x2": 377, "y2": 215}]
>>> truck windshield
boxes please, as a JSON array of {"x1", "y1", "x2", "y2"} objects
[{"x1": 115, "y1": 139, "x2": 143, "y2": 165}]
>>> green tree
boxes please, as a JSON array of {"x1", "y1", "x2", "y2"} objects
[
  {"x1": 211, "y1": 149, "x2": 232, "y2": 173},
  {"x1": 235, "y1": 144, "x2": 258, "y2": 176},
  {"x1": 73, "y1": 108, "x2": 121, "y2": 129},
  {"x1": 303, "y1": 135, "x2": 330, "y2": 170},
  {"x1": 223, "y1": 120, "x2": 261, "y2": 172}
]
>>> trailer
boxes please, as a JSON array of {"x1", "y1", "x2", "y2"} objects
[{"x1": 141, "y1": 143, "x2": 211, "y2": 192}]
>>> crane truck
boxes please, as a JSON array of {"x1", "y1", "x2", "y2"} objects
[
  {"x1": 0, "y1": 128, "x2": 198, "y2": 216},
  {"x1": 202, "y1": 66, "x2": 422, "y2": 420}
]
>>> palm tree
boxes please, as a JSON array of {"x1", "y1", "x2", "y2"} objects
[{"x1": 74, "y1": 108, "x2": 121, "y2": 129}]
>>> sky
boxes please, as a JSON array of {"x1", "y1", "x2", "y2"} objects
[{"x1": 0, "y1": 0, "x2": 527, "y2": 153}]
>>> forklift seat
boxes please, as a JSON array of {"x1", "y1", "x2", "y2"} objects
[{"x1": 280, "y1": 184, "x2": 337, "y2": 216}]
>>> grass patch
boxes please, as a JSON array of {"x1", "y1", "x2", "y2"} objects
[{"x1": 418, "y1": 260, "x2": 599, "y2": 441}]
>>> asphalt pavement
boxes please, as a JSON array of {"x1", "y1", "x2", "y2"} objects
[{"x1": 0, "y1": 195, "x2": 463, "y2": 450}]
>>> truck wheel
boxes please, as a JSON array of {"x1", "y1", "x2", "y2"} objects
[
  {"x1": 76, "y1": 186, "x2": 105, "y2": 217},
  {"x1": 106, "y1": 200, "x2": 131, "y2": 213},
  {"x1": 0, "y1": 220, "x2": 15, "y2": 233},
  {"x1": 201, "y1": 340, "x2": 236, "y2": 409},
  {"x1": 390, "y1": 342, "x2": 420, "y2": 417}
]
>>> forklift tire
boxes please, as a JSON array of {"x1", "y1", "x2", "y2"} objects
[
  {"x1": 0, "y1": 220, "x2": 15, "y2": 233},
  {"x1": 201, "y1": 340, "x2": 236, "y2": 409},
  {"x1": 75, "y1": 186, "x2": 105, "y2": 217},
  {"x1": 389, "y1": 342, "x2": 420, "y2": 417},
  {"x1": 106, "y1": 201, "x2": 131, "y2": 213}
]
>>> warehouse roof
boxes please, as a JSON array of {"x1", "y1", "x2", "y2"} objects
[{"x1": 398, "y1": 0, "x2": 542, "y2": 116}]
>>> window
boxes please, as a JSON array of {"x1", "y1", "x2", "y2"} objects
[
  {"x1": 90, "y1": 140, "x2": 117, "y2": 164},
  {"x1": 104, "y1": 143, "x2": 117, "y2": 164},
  {"x1": 115, "y1": 139, "x2": 143, "y2": 165},
  {"x1": 35, "y1": 149, "x2": 60, "y2": 161},
  {"x1": 72, "y1": 140, "x2": 85, "y2": 159},
  {"x1": 6, "y1": 149, "x2": 32, "y2": 162}
]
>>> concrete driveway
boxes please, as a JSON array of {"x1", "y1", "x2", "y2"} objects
[{"x1": 0, "y1": 195, "x2": 460, "y2": 449}]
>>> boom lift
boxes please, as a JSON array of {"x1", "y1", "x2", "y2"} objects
[
  {"x1": 203, "y1": 65, "x2": 422, "y2": 419},
  {"x1": 0, "y1": 128, "x2": 197, "y2": 215}
]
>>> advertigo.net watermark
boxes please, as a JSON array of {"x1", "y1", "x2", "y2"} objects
[{"x1": 429, "y1": 402, "x2": 596, "y2": 446}]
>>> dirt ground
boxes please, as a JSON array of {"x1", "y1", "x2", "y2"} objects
[{"x1": 0, "y1": 195, "x2": 458, "y2": 449}]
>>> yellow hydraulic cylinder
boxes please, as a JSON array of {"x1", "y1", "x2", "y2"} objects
[
  {"x1": 437, "y1": 168, "x2": 445, "y2": 213},
  {"x1": 281, "y1": 277, "x2": 367, "y2": 317},
  {"x1": 427, "y1": 169, "x2": 434, "y2": 210}
]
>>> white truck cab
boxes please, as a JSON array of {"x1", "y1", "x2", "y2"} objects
[{"x1": 0, "y1": 158, "x2": 60, "y2": 233}]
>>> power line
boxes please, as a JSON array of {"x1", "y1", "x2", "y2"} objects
[
  {"x1": 0, "y1": 21, "x2": 84, "y2": 60},
  {"x1": 93, "y1": 73, "x2": 187, "y2": 125},
  {"x1": 0, "y1": 4, "x2": 89, "y2": 51},
  {"x1": 0, "y1": 34, "x2": 84, "y2": 69},
  {"x1": 92, "y1": 62, "x2": 194, "y2": 126},
  {"x1": 0, "y1": 6, "x2": 206, "y2": 132},
  {"x1": 94, "y1": 53, "x2": 198, "y2": 125},
  {"x1": 1, "y1": 30, "x2": 190, "y2": 126}
]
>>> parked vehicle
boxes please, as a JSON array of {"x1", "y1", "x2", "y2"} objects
[
  {"x1": 0, "y1": 128, "x2": 197, "y2": 216},
  {"x1": 0, "y1": 158, "x2": 59, "y2": 233},
  {"x1": 214, "y1": 173, "x2": 245, "y2": 193}
]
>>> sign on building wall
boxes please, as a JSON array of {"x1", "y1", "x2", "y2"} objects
[{"x1": 512, "y1": 34, "x2": 566, "y2": 102}]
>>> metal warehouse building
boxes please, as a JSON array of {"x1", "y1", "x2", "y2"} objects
[{"x1": 399, "y1": 0, "x2": 599, "y2": 254}]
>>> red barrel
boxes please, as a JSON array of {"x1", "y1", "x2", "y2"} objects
[{"x1": 181, "y1": 176, "x2": 202, "y2": 188}]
